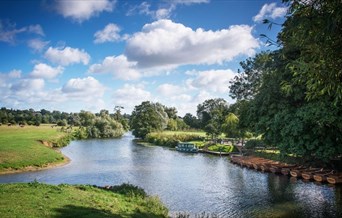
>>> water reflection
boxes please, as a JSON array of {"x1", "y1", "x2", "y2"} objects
[{"x1": 0, "y1": 133, "x2": 341, "y2": 217}]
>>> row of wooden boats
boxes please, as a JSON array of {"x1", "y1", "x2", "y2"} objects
[{"x1": 230, "y1": 155, "x2": 342, "y2": 184}]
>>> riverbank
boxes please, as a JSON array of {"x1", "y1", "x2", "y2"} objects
[
  {"x1": 0, "y1": 182, "x2": 168, "y2": 217},
  {"x1": 0, "y1": 125, "x2": 71, "y2": 174}
]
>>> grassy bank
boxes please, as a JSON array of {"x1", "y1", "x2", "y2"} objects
[
  {"x1": 0, "y1": 182, "x2": 168, "y2": 217},
  {"x1": 0, "y1": 125, "x2": 69, "y2": 172}
]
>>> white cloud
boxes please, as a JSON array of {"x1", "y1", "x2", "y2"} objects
[
  {"x1": 11, "y1": 78, "x2": 45, "y2": 92},
  {"x1": 157, "y1": 83, "x2": 185, "y2": 96},
  {"x1": 253, "y1": 3, "x2": 288, "y2": 22},
  {"x1": 27, "y1": 38, "x2": 50, "y2": 52},
  {"x1": 94, "y1": 23, "x2": 121, "y2": 43},
  {"x1": 44, "y1": 46, "x2": 90, "y2": 66},
  {"x1": 55, "y1": 0, "x2": 116, "y2": 23},
  {"x1": 112, "y1": 84, "x2": 152, "y2": 113},
  {"x1": 62, "y1": 76, "x2": 105, "y2": 98},
  {"x1": 8, "y1": 69, "x2": 22, "y2": 78},
  {"x1": 125, "y1": 19, "x2": 259, "y2": 68},
  {"x1": 30, "y1": 63, "x2": 64, "y2": 79},
  {"x1": 88, "y1": 55, "x2": 141, "y2": 80},
  {"x1": 186, "y1": 69, "x2": 236, "y2": 93}
]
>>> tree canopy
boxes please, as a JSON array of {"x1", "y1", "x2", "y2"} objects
[{"x1": 229, "y1": 0, "x2": 342, "y2": 161}]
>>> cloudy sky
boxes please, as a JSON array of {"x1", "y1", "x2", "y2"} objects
[{"x1": 0, "y1": 0, "x2": 287, "y2": 116}]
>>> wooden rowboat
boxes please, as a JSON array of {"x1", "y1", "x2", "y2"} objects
[
  {"x1": 290, "y1": 167, "x2": 321, "y2": 178},
  {"x1": 327, "y1": 173, "x2": 342, "y2": 184},
  {"x1": 281, "y1": 166, "x2": 304, "y2": 176},
  {"x1": 302, "y1": 169, "x2": 330, "y2": 180},
  {"x1": 313, "y1": 171, "x2": 335, "y2": 182},
  {"x1": 270, "y1": 164, "x2": 296, "y2": 174}
]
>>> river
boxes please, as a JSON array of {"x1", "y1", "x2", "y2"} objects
[{"x1": 0, "y1": 133, "x2": 341, "y2": 217}]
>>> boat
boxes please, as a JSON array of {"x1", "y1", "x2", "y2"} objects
[
  {"x1": 270, "y1": 164, "x2": 296, "y2": 174},
  {"x1": 281, "y1": 166, "x2": 305, "y2": 176},
  {"x1": 176, "y1": 142, "x2": 198, "y2": 153},
  {"x1": 313, "y1": 170, "x2": 335, "y2": 182},
  {"x1": 327, "y1": 173, "x2": 342, "y2": 184},
  {"x1": 290, "y1": 167, "x2": 321, "y2": 178},
  {"x1": 302, "y1": 169, "x2": 329, "y2": 180}
]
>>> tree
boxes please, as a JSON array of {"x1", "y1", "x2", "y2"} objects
[
  {"x1": 279, "y1": 0, "x2": 342, "y2": 104},
  {"x1": 197, "y1": 98, "x2": 228, "y2": 128},
  {"x1": 164, "y1": 106, "x2": 178, "y2": 119},
  {"x1": 222, "y1": 113, "x2": 240, "y2": 138},
  {"x1": 130, "y1": 101, "x2": 169, "y2": 139},
  {"x1": 183, "y1": 113, "x2": 200, "y2": 129}
]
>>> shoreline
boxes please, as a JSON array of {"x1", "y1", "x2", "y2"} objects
[{"x1": 0, "y1": 151, "x2": 71, "y2": 176}]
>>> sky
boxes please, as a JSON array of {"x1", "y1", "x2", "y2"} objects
[{"x1": 0, "y1": 0, "x2": 288, "y2": 116}]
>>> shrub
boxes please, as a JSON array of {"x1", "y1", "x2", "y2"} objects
[{"x1": 245, "y1": 139, "x2": 265, "y2": 149}]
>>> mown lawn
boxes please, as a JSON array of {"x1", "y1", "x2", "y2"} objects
[
  {"x1": 0, "y1": 124, "x2": 67, "y2": 171},
  {"x1": 0, "y1": 182, "x2": 168, "y2": 218},
  {"x1": 159, "y1": 130, "x2": 207, "y2": 137}
]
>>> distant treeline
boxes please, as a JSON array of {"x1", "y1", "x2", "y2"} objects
[{"x1": 0, "y1": 107, "x2": 128, "y2": 139}]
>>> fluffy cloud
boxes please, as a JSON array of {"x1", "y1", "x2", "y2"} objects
[
  {"x1": 125, "y1": 19, "x2": 259, "y2": 68},
  {"x1": 62, "y1": 76, "x2": 105, "y2": 98},
  {"x1": 88, "y1": 55, "x2": 140, "y2": 80},
  {"x1": 11, "y1": 78, "x2": 45, "y2": 92},
  {"x1": 30, "y1": 63, "x2": 63, "y2": 79},
  {"x1": 8, "y1": 69, "x2": 22, "y2": 78},
  {"x1": 44, "y1": 46, "x2": 90, "y2": 66},
  {"x1": 157, "y1": 83, "x2": 185, "y2": 96},
  {"x1": 253, "y1": 3, "x2": 288, "y2": 22},
  {"x1": 112, "y1": 84, "x2": 152, "y2": 112},
  {"x1": 27, "y1": 38, "x2": 50, "y2": 52},
  {"x1": 55, "y1": 0, "x2": 116, "y2": 22},
  {"x1": 186, "y1": 69, "x2": 236, "y2": 93},
  {"x1": 94, "y1": 23, "x2": 121, "y2": 43}
]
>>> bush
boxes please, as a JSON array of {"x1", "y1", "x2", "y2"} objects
[
  {"x1": 208, "y1": 144, "x2": 237, "y2": 153},
  {"x1": 245, "y1": 139, "x2": 265, "y2": 149},
  {"x1": 145, "y1": 132, "x2": 205, "y2": 147}
]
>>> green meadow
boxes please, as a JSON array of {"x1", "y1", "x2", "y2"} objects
[
  {"x1": 0, "y1": 182, "x2": 168, "y2": 218},
  {"x1": 0, "y1": 124, "x2": 67, "y2": 172}
]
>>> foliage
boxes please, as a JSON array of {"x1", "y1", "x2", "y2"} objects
[
  {"x1": 280, "y1": 0, "x2": 342, "y2": 104},
  {"x1": 130, "y1": 101, "x2": 169, "y2": 139},
  {"x1": 0, "y1": 183, "x2": 168, "y2": 217},
  {"x1": 228, "y1": 0, "x2": 342, "y2": 161},
  {"x1": 183, "y1": 113, "x2": 201, "y2": 129},
  {"x1": 207, "y1": 144, "x2": 237, "y2": 153},
  {"x1": 222, "y1": 113, "x2": 240, "y2": 138},
  {"x1": 145, "y1": 131, "x2": 205, "y2": 147},
  {"x1": 197, "y1": 98, "x2": 229, "y2": 139},
  {"x1": 109, "y1": 183, "x2": 147, "y2": 198},
  {"x1": 245, "y1": 139, "x2": 265, "y2": 149}
]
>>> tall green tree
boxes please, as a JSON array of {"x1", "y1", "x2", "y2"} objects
[
  {"x1": 279, "y1": 0, "x2": 342, "y2": 104},
  {"x1": 130, "y1": 101, "x2": 169, "y2": 139}
]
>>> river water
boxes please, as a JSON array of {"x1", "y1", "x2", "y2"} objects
[{"x1": 0, "y1": 133, "x2": 341, "y2": 217}]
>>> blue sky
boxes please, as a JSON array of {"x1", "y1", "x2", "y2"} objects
[{"x1": 0, "y1": 0, "x2": 287, "y2": 116}]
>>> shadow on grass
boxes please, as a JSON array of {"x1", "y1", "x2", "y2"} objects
[{"x1": 53, "y1": 205, "x2": 166, "y2": 218}]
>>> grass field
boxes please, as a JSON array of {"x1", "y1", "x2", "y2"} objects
[
  {"x1": 0, "y1": 124, "x2": 67, "y2": 172},
  {"x1": 0, "y1": 182, "x2": 168, "y2": 217},
  {"x1": 158, "y1": 130, "x2": 207, "y2": 137}
]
